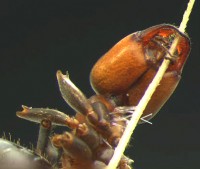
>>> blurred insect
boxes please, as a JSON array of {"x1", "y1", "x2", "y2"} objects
[{"x1": 0, "y1": 24, "x2": 190, "y2": 169}]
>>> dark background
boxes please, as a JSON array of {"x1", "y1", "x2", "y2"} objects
[{"x1": 0, "y1": 0, "x2": 199, "y2": 169}]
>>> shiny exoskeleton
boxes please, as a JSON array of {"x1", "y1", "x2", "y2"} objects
[
  {"x1": 0, "y1": 24, "x2": 190, "y2": 169},
  {"x1": 0, "y1": 138, "x2": 52, "y2": 169}
]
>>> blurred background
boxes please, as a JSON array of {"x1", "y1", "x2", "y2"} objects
[{"x1": 0, "y1": 0, "x2": 199, "y2": 168}]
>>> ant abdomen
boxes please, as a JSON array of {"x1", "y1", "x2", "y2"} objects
[{"x1": 0, "y1": 138, "x2": 52, "y2": 169}]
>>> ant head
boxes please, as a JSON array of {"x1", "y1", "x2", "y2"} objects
[{"x1": 90, "y1": 24, "x2": 190, "y2": 96}]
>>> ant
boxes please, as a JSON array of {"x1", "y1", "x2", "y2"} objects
[{"x1": 0, "y1": 24, "x2": 190, "y2": 169}]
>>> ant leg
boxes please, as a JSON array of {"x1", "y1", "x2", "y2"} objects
[
  {"x1": 52, "y1": 132, "x2": 93, "y2": 168},
  {"x1": 118, "y1": 156, "x2": 133, "y2": 169},
  {"x1": 36, "y1": 119, "x2": 52, "y2": 155},
  {"x1": 54, "y1": 148, "x2": 63, "y2": 168},
  {"x1": 91, "y1": 101, "x2": 110, "y2": 125},
  {"x1": 57, "y1": 71, "x2": 113, "y2": 130},
  {"x1": 56, "y1": 70, "x2": 94, "y2": 116},
  {"x1": 92, "y1": 161, "x2": 107, "y2": 169},
  {"x1": 37, "y1": 119, "x2": 63, "y2": 168},
  {"x1": 76, "y1": 123, "x2": 101, "y2": 150},
  {"x1": 45, "y1": 141, "x2": 63, "y2": 169},
  {"x1": 17, "y1": 105, "x2": 79, "y2": 129},
  {"x1": 57, "y1": 71, "x2": 107, "y2": 129},
  {"x1": 52, "y1": 132, "x2": 92, "y2": 161},
  {"x1": 16, "y1": 106, "x2": 82, "y2": 167}
]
